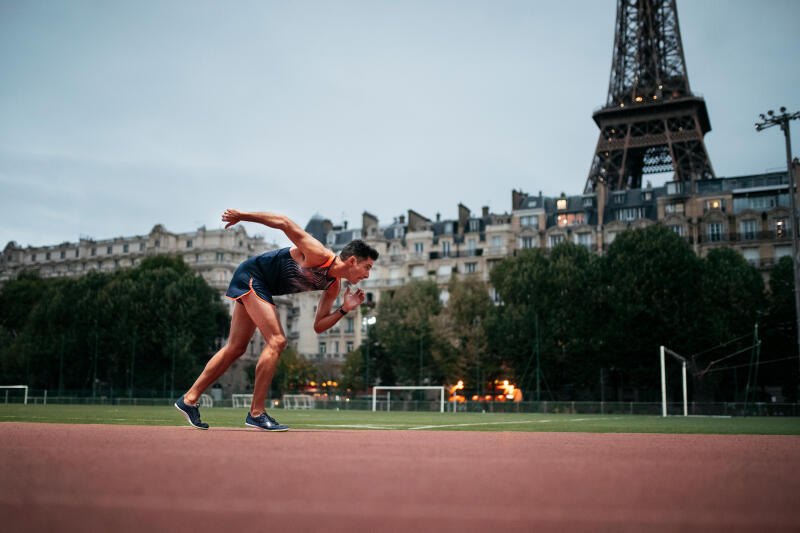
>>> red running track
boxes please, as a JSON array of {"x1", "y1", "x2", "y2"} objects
[{"x1": 1, "y1": 423, "x2": 799, "y2": 532}]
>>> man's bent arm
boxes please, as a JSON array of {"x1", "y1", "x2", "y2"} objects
[{"x1": 223, "y1": 209, "x2": 330, "y2": 266}]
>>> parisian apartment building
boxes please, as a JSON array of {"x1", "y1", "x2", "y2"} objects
[{"x1": 1, "y1": 167, "x2": 797, "y2": 381}]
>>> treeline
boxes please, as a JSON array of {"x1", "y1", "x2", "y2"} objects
[
  {"x1": 0, "y1": 257, "x2": 229, "y2": 397},
  {"x1": 344, "y1": 225, "x2": 797, "y2": 402}
]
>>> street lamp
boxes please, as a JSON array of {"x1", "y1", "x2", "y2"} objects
[{"x1": 756, "y1": 107, "x2": 800, "y2": 378}]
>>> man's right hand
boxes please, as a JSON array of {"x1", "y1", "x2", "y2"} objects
[{"x1": 222, "y1": 209, "x2": 245, "y2": 228}]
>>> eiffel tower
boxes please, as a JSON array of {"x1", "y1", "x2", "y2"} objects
[{"x1": 585, "y1": 0, "x2": 715, "y2": 192}]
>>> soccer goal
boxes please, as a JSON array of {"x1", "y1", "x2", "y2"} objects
[
  {"x1": 282, "y1": 394, "x2": 315, "y2": 409},
  {"x1": 0, "y1": 385, "x2": 28, "y2": 404},
  {"x1": 231, "y1": 394, "x2": 253, "y2": 408},
  {"x1": 660, "y1": 346, "x2": 688, "y2": 417},
  {"x1": 199, "y1": 393, "x2": 214, "y2": 408},
  {"x1": 372, "y1": 386, "x2": 445, "y2": 413}
]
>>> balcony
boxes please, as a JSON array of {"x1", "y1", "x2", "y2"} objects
[
  {"x1": 429, "y1": 249, "x2": 483, "y2": 260},
  {"x1": 696, "y1": 230, "x2": 793, "y2": 244}
]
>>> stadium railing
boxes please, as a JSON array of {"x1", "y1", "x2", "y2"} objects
[{"x1": 3, "y1": 389, "x2": 799, "y2": 416}]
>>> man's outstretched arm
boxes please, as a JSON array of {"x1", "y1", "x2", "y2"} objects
[{"x1": 222, "y1": 209, "x2": 331, "y2": 267}]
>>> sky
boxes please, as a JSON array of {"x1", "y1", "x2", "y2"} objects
[{"x1": 1, "y1": 0, "x2": 798, "y2": 249}]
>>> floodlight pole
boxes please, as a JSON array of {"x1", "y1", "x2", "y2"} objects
[{"x1": 756, "y1": 108, "x2": 800, "y2": 382}]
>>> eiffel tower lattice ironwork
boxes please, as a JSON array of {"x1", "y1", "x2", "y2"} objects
[{"x1": 585, "y1": 0, "x2": 715, "y2": 193}]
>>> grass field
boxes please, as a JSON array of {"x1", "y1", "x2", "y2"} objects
[{"x1": 1, "y1": 404, "x2": 800, "y2": 434}]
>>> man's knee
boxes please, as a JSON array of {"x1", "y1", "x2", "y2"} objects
[
  {"x1": 269, "y1": 334, "x2": 287, "y2": 353},
  {"x1": 226, "y1": 342, "x2": 249, "y2": 359}
]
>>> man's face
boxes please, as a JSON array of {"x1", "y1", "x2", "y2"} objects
[{"x1": 347, "y1": 257, "x2": 374, "y2": 284}]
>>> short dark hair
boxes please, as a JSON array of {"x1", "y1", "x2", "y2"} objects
[{"x1": 341, "y1": 239, "x2": 379, "y2": 261}]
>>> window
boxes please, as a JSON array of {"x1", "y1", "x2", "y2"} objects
[
  {"x1": 437, "y1": 264, "x2": 452, "y2": 277},
  {"x1": 740, "y1": 220, "x2": 757, "y2": 240},
  {"x1": 186, "y1": 240, "x2": 193, "y2": 248},
  {"x1": 557, "y1": 213, "x2": 585, "y2": 227},
  {"x1": 666, "y1": 182, "x2": 684, "y2": 195},
  {"x1": 107, "y1": 246, "x2": 113, "y2": 254},
  {"x1": 318, "y1": 342, "x2": 326, "y2": 355},
  {"x1": 154, "y1": 240, "x2": 160, "y2": 248},
  {"x1": 521, "y1": 236, "x2": 534, "y2": 249},
  {"x1": 334, "y1": 341, "x2": 340, "y2": 354},
  {"x1": 442, "y1": 241, "x2": 451, "y2": 257},
  {"x1": 704, "y1": 199, "x2": 725, "y2": 212},
  {"x1": 665, "y1": 203, "x2": 684, "y2": 214},
  {"x1": 775, "y1": 246, "x2": 792, "y2": 260},
  {"x1": 411, "y1": 265, "x2": 426, "y2": 278},
  {"x1": 520, "y1": 215, "x2": 538, "y2": 227},
  {"x1": 345, "y1": 318, "x2": 354, "y2": 333},
  {"x1": 469, "y1": 219, "x2": 480, "y2": 233},
  {"x1": 391, "y1": 245, "x2": 400, "y2": 255},
  {"x1": 548, "y1": 234, "x2": 565, "y2": 248},
  {"x1": 444, "y1": 223, "x2": 454, "y2": 234},
  {"x1": 642, "y1": 191, "x2": 652, "y2": 201},
  {"x1": 464, "y1": 262, "x2": 477, "y2": 273},
  {"x1": 613, "y1": 193, "x2": 626, "y2": 205},
  {"x1": 742, "y1": 248, "x2": 759, "y2": 266},
  {"x1": 669, "y1": 225, "x2": 684, "y2": 237},
  {"x1": 492, "y1": 236, "x2": 502, "y2": 247},
  {"x1": 91, "y1": 247, "x2": 96, "y2": 256},
  {"x1": 582, "y1": 197, "x2": 594, "y2": 207},
  {"x1": 60, "y1": 251, "x2": 65, "y2": 259},
  {"x1": 346, "y1": 341, "x2": 354, "y2": 353},
  {"x1": 195, "y1": 254, "x2": 200, "y2": 262},
  {"x1": 556, "y1": 199, "x2": 567, "y2": 210},
  {"x1": 216, "y1": 252, "x2": 225, "y2": 261},
  {"x1": 618, "y1": 208, "x2": 644, "y2": 221},
  {"x1": 123, "y1": 244, "x2": 129, "y2": 253},
  {"x1": 46, "y1": 252, "x2": 51, "y2": 260},
  {"x1": 31, "y1": 254, "x2": 36, "y2": 262},
  {"x1": 393, "y1": 227, "x2": 403, "y2": 239},
  {"x1": 575, "y1": 233, "x2": 591, "y2": 247},
  {"x1": 114, "y1": 259, "x2": 119, "y2": 268},
  {"x1": 707, "y1": 223, "x2": 722, "y2": 242},
  {"x1": 75, "y1": 249, "x2": 79, "y2": 257},
  {"x1": 414, "y1": 242, "x2": 424, "y2": 253},
  {"x1": 467, "y1": 239, "x2": 477, "y2": 255},
  {"x1": 775, "y1": 218, "x2": 790, "y2": 238}
]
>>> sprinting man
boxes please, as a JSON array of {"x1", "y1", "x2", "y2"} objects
[{"x1": 175, "y1": 209, "x2": 378, "y2": 431}]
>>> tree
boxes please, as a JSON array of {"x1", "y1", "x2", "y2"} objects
[
  {"x1": 374, "y1": 280, "x2": 442, "y2": 385},
  {"x1": 599, "y1": 225, "x2": 702, "y2": 399}
]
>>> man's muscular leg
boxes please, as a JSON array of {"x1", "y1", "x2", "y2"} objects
[
  {"x1": 240, "y1": 292, "x2": 287, "y2": 416},
  {"x1": 184, "y1": 302, "x2": 256, "y2": 405}
]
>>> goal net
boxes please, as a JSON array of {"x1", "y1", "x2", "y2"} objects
[
  {"x1": 282, "y1": 394, "x2": 315, "y2": 409},
  {"x1": 0, "y1": 385, "x2": 28, "y2": 404},
  {"x1": 199, "y1": 393, "x2": 214, "y2": 408},
  {"x1": 372, "y1": 386, "x2": 445, "y2": 412},
  {"x1": 231, "y1": 394, "x2": 253, "y2": 408},
  {"x1": 660, "y1": 346, "x2": 688, "y2": 417}
]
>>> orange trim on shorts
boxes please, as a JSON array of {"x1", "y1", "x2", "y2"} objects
[{"x1": 224, "y1": 278, "x2": 276, "y2": 308}]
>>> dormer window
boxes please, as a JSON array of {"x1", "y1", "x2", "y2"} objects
[
  {"x1": 613, "y1": 193, "x2": 626, "y2": 205},
  {"x1": 469, "y1": 219, "x2": 480, "y2": 233},
  {"x1": 556, "y1": 199, "x2": 567, "y2": 210}
]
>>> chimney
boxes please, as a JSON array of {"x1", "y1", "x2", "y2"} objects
[
  {"x1": 399, "y1": 215, "x2": 405, "y2": 224},
  {"x1": 343, "y1": 220, "x2": 348, "y2": 230},
  {"x1": 457, "y1": 203, "x2": 470, "y2": 236},
  {"x1": 482, "y1": 206, "x2": 489, "y2": 218},
  {"x1": 512, "y1": 189, "x2": 526, "y2": 211},
  {"x1": 436, "y1": 212, "x2": 441, "y2": 222}
]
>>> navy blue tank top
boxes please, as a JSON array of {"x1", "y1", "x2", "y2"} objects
[{"x1": 251, "y1": 247, "x2": 336, "y2": 295}]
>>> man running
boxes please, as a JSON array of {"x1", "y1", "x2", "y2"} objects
[{"x1": 175, "y1": 209, "x2": 378, "y2": 431}]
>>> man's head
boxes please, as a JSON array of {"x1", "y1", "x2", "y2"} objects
[{"x1": 339, "y1": 240, "x2": 379, "y2": 284}]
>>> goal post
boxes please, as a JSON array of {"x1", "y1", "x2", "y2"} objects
[
  {"x1": 372, "y1": 386, "x2": 445, "y2": 413},
  {"x1": 660, "y1": 346, "x2": 688, "y2": 417},
  {"x1": 231, "y1": 394, "x2": 253, "y2": 408},
  {"x1": 0, "y1": 385, "x2": 28, "y2": 404},
  {"x1": 282, "y1": 394, "x2": 315, "y2": 409}
]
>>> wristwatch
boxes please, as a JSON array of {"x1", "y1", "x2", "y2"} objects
[{"x1": 338, "y1": 307, "x2": 348, "y2": 315}]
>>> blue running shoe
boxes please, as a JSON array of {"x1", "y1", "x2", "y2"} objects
[
  {"x1": 175, "y1": 396, "x2": 209, "y2": 430},
  {"x1": 245, "y1": 412, "x2": 289, "y2": 432}
]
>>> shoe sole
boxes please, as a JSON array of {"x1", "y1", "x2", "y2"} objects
[
  {"x1": 174, "y1": 403, "x2": 209, "y2": 430},
  {"x1": 245, "y1": 421, "x2": 289, "y2": 432}
]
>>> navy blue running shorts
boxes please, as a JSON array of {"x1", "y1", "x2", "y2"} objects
[{"x1": 225, "y1": 258, "x2": 276, "y2": 307}]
